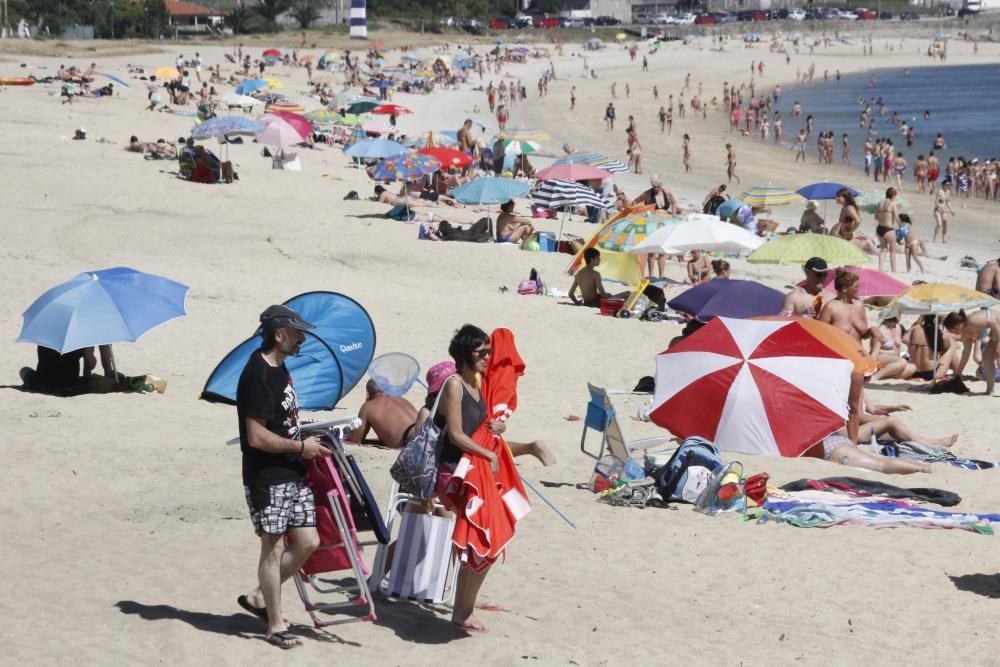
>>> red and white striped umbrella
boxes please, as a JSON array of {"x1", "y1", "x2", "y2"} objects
[{"x1": 650, "y1": 317, "x2": 853, "y2": 457}]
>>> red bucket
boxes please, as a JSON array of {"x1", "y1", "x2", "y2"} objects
[{"x1": 599, "y1": 297, "x2": 626, "y2": 317}]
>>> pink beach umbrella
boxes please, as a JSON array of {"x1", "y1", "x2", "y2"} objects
[
  {"x1": 798, "y1": 265, "x2": 909, "y2": 298},
  {"x1": 258, "y1": 111, "x2": 312, "y2": 140},
  {"x1": 256, "y1": 118, "x2": 305, "y2": 149},
  {"x1": 534, "y1": 162, "x2": 612, "y2": 182}
]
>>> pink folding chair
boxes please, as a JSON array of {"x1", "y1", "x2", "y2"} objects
[{"x1": 289, "y1": 456, "x2": 377, "y2": 627}]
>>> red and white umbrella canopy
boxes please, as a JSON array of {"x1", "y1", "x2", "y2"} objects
[{"x1": 650, "y1": 317, "x2": 853, "y2": 457}]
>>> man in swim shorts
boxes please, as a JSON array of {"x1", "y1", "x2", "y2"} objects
[{"x1": 976, "y1": 259, "x2": 1000, "y2": 297}]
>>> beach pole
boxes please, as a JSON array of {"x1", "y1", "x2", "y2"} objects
[
  {"x1": 520, "y1": 475, "x2": 576, "y2": 528},
  {"x1": 932, "y1": 313, "x2": 940, "y2": 386}
]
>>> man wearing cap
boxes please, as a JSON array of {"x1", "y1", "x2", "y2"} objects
[
  {"x1": 236, "y1": 305, "x2": 329, "y2": 649},
  {"x1": 798, "y1": 200, "x2": 827, "y2": 234},
  {"x1": 780, "y1": 257, "x2": 829, "y2": 317}
]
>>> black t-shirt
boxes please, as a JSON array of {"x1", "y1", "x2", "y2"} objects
[
  {"x1": 237, "y1": 349, "x2": 305, "y2": 491},
  {"x1": 35, "y1": 346, "x2": 85, "y2": 388}
]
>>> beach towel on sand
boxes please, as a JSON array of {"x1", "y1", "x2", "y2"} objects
[{"x1": 444, "y1": 328, "x2": 532, "y2": 573}]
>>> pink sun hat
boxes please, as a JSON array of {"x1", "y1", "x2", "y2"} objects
[{"x1": 426, "y1": 361, "x2": 456, "y2": 394}]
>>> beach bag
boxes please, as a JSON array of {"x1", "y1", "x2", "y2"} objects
[
  {"x1": 517, "y1": 280, "x2": 538, "y2": 295},
  {"x1": 703, "y1": 195, "x2": 726, "y2": 215},
  {"x1": 389, "y1": 377, "x2": 454, "y2": 500},
  {"x1": 386, "y1": 204, "x2": 415, "y2": 221},
  {"x1": 652, "y1": 436, "x2": 723, "y2": 504},
  {"x1": 694, "y1": 462, "x2": 746, "y2": 515},
  {"x1": 930, "y1": 376, "x2": 969, "y2": 395}
]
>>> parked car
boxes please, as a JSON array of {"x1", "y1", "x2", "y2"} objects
[
  {"x1": 787, "y1": 7, "x2": 806, "y2": 19},
  {"x1": 535, "y1": 15, "x2": 560, "y2": 28},
  {"x1": 856, "y1": 8, "x2": 877, "y2": 19},
  {"x1": 513, "y1": 15, "x2": 533, "y2": 27},
  {"x1": 652, "y1": 14, "x2": 674, "y2": 24},
  {"x1": 879, "y1": 10, "x2": 893, "y2": 19},
  {"x1": 675, "y1": 12, "x2": 697, "y2": 24},
  {"x1": 750, "y1": 9, "x2": 770, "y2": 20},
  {"x1": 899, "y1": 10, "x2": 920, "y2": 19},
  {"x1": 563, "y1": 17, "x2": 585, "y2": 27},
  {"x1": 958, "y1": 6, "x2": 978, "y2": 15},
  {"x1": 694, "y1": 12, "x2": 718, "y2": 24},
  {"x1": 715, "y1": 10, "x2": 738, "y2": 22},
  {"x1": 488, "y1": 17, "x2": 514, "y2": 29},
  {"x1": 595, "y1": 15, "x2": 621, "y2": 25},
  {"x1": 837, "y1": 9, "x2": 859, "y2": 19},
  {"x1": 736, "y1": 9, "x2": 754, "y2": 21},
  {"x1": 461, "y1": 17, "x2": 484, "y2": 33}
]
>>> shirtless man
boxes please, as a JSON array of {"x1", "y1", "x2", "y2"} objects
[
  {"x1": 725, "y1": 143, "x2": 740, "y2": 184},
  {"x1": 975, "y1": 259, "x2": 1000, "y2": 297},
  {"x1": 686, "y1": 250, "x2": 712, "y2": 284},
  {"x1": 347, "y1": 380, "x2": 419, "y2": 448},
  {"x1": 780, "y1": 257, "x2": 828, "y2": 317},
  {"x1": 819, "y1": 269, "x2": 884, "y2": 345},
  {"x1": 569, "y1": 248, "x2": 626, "y2": 307},
  {"x1": 457, "y1": 118, "x2": 476, "y2": 157}
]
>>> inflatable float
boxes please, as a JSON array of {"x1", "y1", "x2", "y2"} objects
[{"x1": 0, "y1": 77, "x2": 36, "y2": 86}]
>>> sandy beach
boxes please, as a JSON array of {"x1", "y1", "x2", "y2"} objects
[{"x1": 3, "y1": 28, "x2": 1000, "y2": 665}]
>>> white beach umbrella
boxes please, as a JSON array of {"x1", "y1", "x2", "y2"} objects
[
  {"x1": 256, "y1": 118, "x2": 304, "y2": 149},
  {"x1": 632, "y1": 218, "x2": 764, "y2": 255},
  {"x1": 218, "y1": 92, "x2": 263, "y2": 107}
]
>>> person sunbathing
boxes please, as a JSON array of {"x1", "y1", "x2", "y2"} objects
[
  {"x1": 347, "y1": 380, "x2": 419, "y2": 449},
  {"x1": 818, "y1": 268, "x2": 884, "y2": 345},
  {"x1": 905, "y1": 314, "x2": 962, "y2": 382},
  {"x1": 869, "y1": 316, "x2": 918, "y2": 380},
  {"x1": 806, "y1": 433, "x2": 931, "y2": 474},
  {"x1": 495, "y1": 200, "x2": 535, "y2": 244}
]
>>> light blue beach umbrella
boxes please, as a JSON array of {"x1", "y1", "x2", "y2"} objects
[
  {"x1": 18, "y1": 267, "x2": 189, "y2": 354},
  {"x1": 191, "y1": 115, "x2": 263, "y2": 139},
  {"x1": 452, "y1": 177, "x2": 530, "y2": 205},
  {"x1": 345, "y1": 137, "x2": 407, "y2": 159},
  {"x1": 716, "y1": 198, "x2": 744, "y2": 219},
  {"x1": 235, "y1": 78, "x2": 268, "y2": 95}
]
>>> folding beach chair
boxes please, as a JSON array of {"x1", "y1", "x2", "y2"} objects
[
  {"x1": 289, "y1": 430, "x2": 389, "y2": 628},
  {"x1": 368, "y1": 482, "x2": 459, "y2": 606},
  {"x1": 580, "y1": 382, "x2": 672, "y2": 463}
]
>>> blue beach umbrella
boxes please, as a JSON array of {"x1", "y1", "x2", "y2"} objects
[
  {"x1": 235, "y1": 78, "x2": 268, "y2": 95},
  {"x1": 18, "y1": 267, "x2": 189, "y2": 354},
  {"x1": 796, "y1": 182, "x2": 859, "y2": 200},
  {"x1": 99, "y1": 73, "x2": 130, "y2": 88},
  {"x1": 370, "y1": 80, "x2": 394, "y2": 89},
  {"x1": 452, "y1": 177, "x2": 530, "y2": 205},
  {"x1": 191, "y1": 115, "x2": 263, "y2": 139},
  {"x1": 367, "y1": 152, "x2": 441, "y2": 182},
  {"x1": 345, "y1": 137, "x2": 407, "y2": 159},
  {"x1": 667, "y1": 279, "x2": 784, "y2": 322}
]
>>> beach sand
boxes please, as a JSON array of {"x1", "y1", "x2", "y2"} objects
[{"x1": 3, "y1": 30, "x2": 1000, "y2": 665}]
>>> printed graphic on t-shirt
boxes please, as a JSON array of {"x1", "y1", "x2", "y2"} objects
[{"x1": 281, "y1": 378, "x2": 300, "y2": 440}]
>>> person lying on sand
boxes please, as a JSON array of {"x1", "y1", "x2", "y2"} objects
[
  {"x1": 347, "y1": 380, "x2": 419, "y2": 449},
  {"x1": 495, "y1": 200, "x2": 535, "y2": 244},
  {"x1": 569, "y1": 248, "x2": 628, "y2": 308}
]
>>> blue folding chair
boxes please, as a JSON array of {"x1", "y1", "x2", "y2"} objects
[{"x1": 580, "y1": 383, "x2": 672, "y2": 463}]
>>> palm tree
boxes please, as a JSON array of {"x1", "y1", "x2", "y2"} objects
[{"x1": 255, "y1": 0, "x2": 292, "y2": 25}]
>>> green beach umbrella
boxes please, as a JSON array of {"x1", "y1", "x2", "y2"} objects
[{"x1": 748, "y1": 233, "x2": 871, "y2": 266}]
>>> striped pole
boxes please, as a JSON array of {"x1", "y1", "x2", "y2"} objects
[{"x1": 350, "y1": 0, "x2": 367, "y2": 39}]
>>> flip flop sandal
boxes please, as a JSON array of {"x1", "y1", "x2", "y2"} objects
[
  {"x1": 476, "y1": 600, "x2": 507, "y2": 612},
  {"x1": 237, "y1": 595, "x2": 268, "y2": 622},
  {"x1": 266, "y1": 631, "x2": 301, "y2": 650},
  {"x1": 453, "y1": 620, "x2": 489, "y2": 635}
]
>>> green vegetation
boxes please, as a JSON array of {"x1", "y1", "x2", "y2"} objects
[{"x1": 6, "y1": 0, "x2": 169, "y2": 38}]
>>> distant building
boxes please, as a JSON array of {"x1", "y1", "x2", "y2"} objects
[
  {"x1": 164, "y1": 0, "x2": 227, "y2": 28},
  {"x1": 562, "y1": 0, "x2": 636, "y2": 22}
]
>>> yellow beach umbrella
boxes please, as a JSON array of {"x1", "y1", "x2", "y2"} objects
[
  {"x1": 736, "y1": 186, "x2": 803, "y2": 207},
  {"x1": 748, "y1": 233, "x2": 871, "y2": 266},
  {"x1": 154, "y1": 67, "x2": 180, "y2": 79},
  {"x1": 881, "y1": 283, "x2": 1000, "y2": 317},
  {"x1": 502, "y1": 128, "x2": 551, "y2": 142}
]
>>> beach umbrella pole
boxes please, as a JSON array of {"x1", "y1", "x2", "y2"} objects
[
  {"x1": 932, "y1": 314, "x2": 940, "y2": 386},
  {"x1": 520, "y1": 475, "x2": 576, "y2": 528}
]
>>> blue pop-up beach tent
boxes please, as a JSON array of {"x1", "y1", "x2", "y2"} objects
[{"x1": 201, "y1": 291, "x2": 376, "y2": 411}]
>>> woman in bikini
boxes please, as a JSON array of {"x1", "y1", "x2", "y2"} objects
[
  {"x1": 869, "y1": 316, "x2": 917, "y2": 380},
  {"x1": 904, "y1": 314, "x2": 962, "y2": 382},
  {"x1": 831, "y1": 188, "x2": 877, "y2": 255},
  {"x1": 895, "y1": 213, "x2": 947, "y2": 273},
  {"x1": 874, "y1": 187, "x2": 901, "y2": 273},
  {"x1": 933, "y1": 179, "x2": 956, "y2": 243}
]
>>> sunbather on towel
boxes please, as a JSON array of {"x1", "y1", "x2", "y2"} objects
[
  {"x1": 569, "y1": 248, "x2": 629, "y2": 307},
  {"x1": 346, "y1": 380, "x2": 418, "y2": 449}
]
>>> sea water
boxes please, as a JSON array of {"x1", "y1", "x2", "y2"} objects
[{"x1": 776, "y1": 63, "x2": 1000, "y2": 169}]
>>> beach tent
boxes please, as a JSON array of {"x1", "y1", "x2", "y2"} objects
[
  {"x1": 201, "y1": 292, "x2": 376, "y2": 411},
  {"x1": 564, "y1": 206, "x2": 646, "y2": 287}
]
